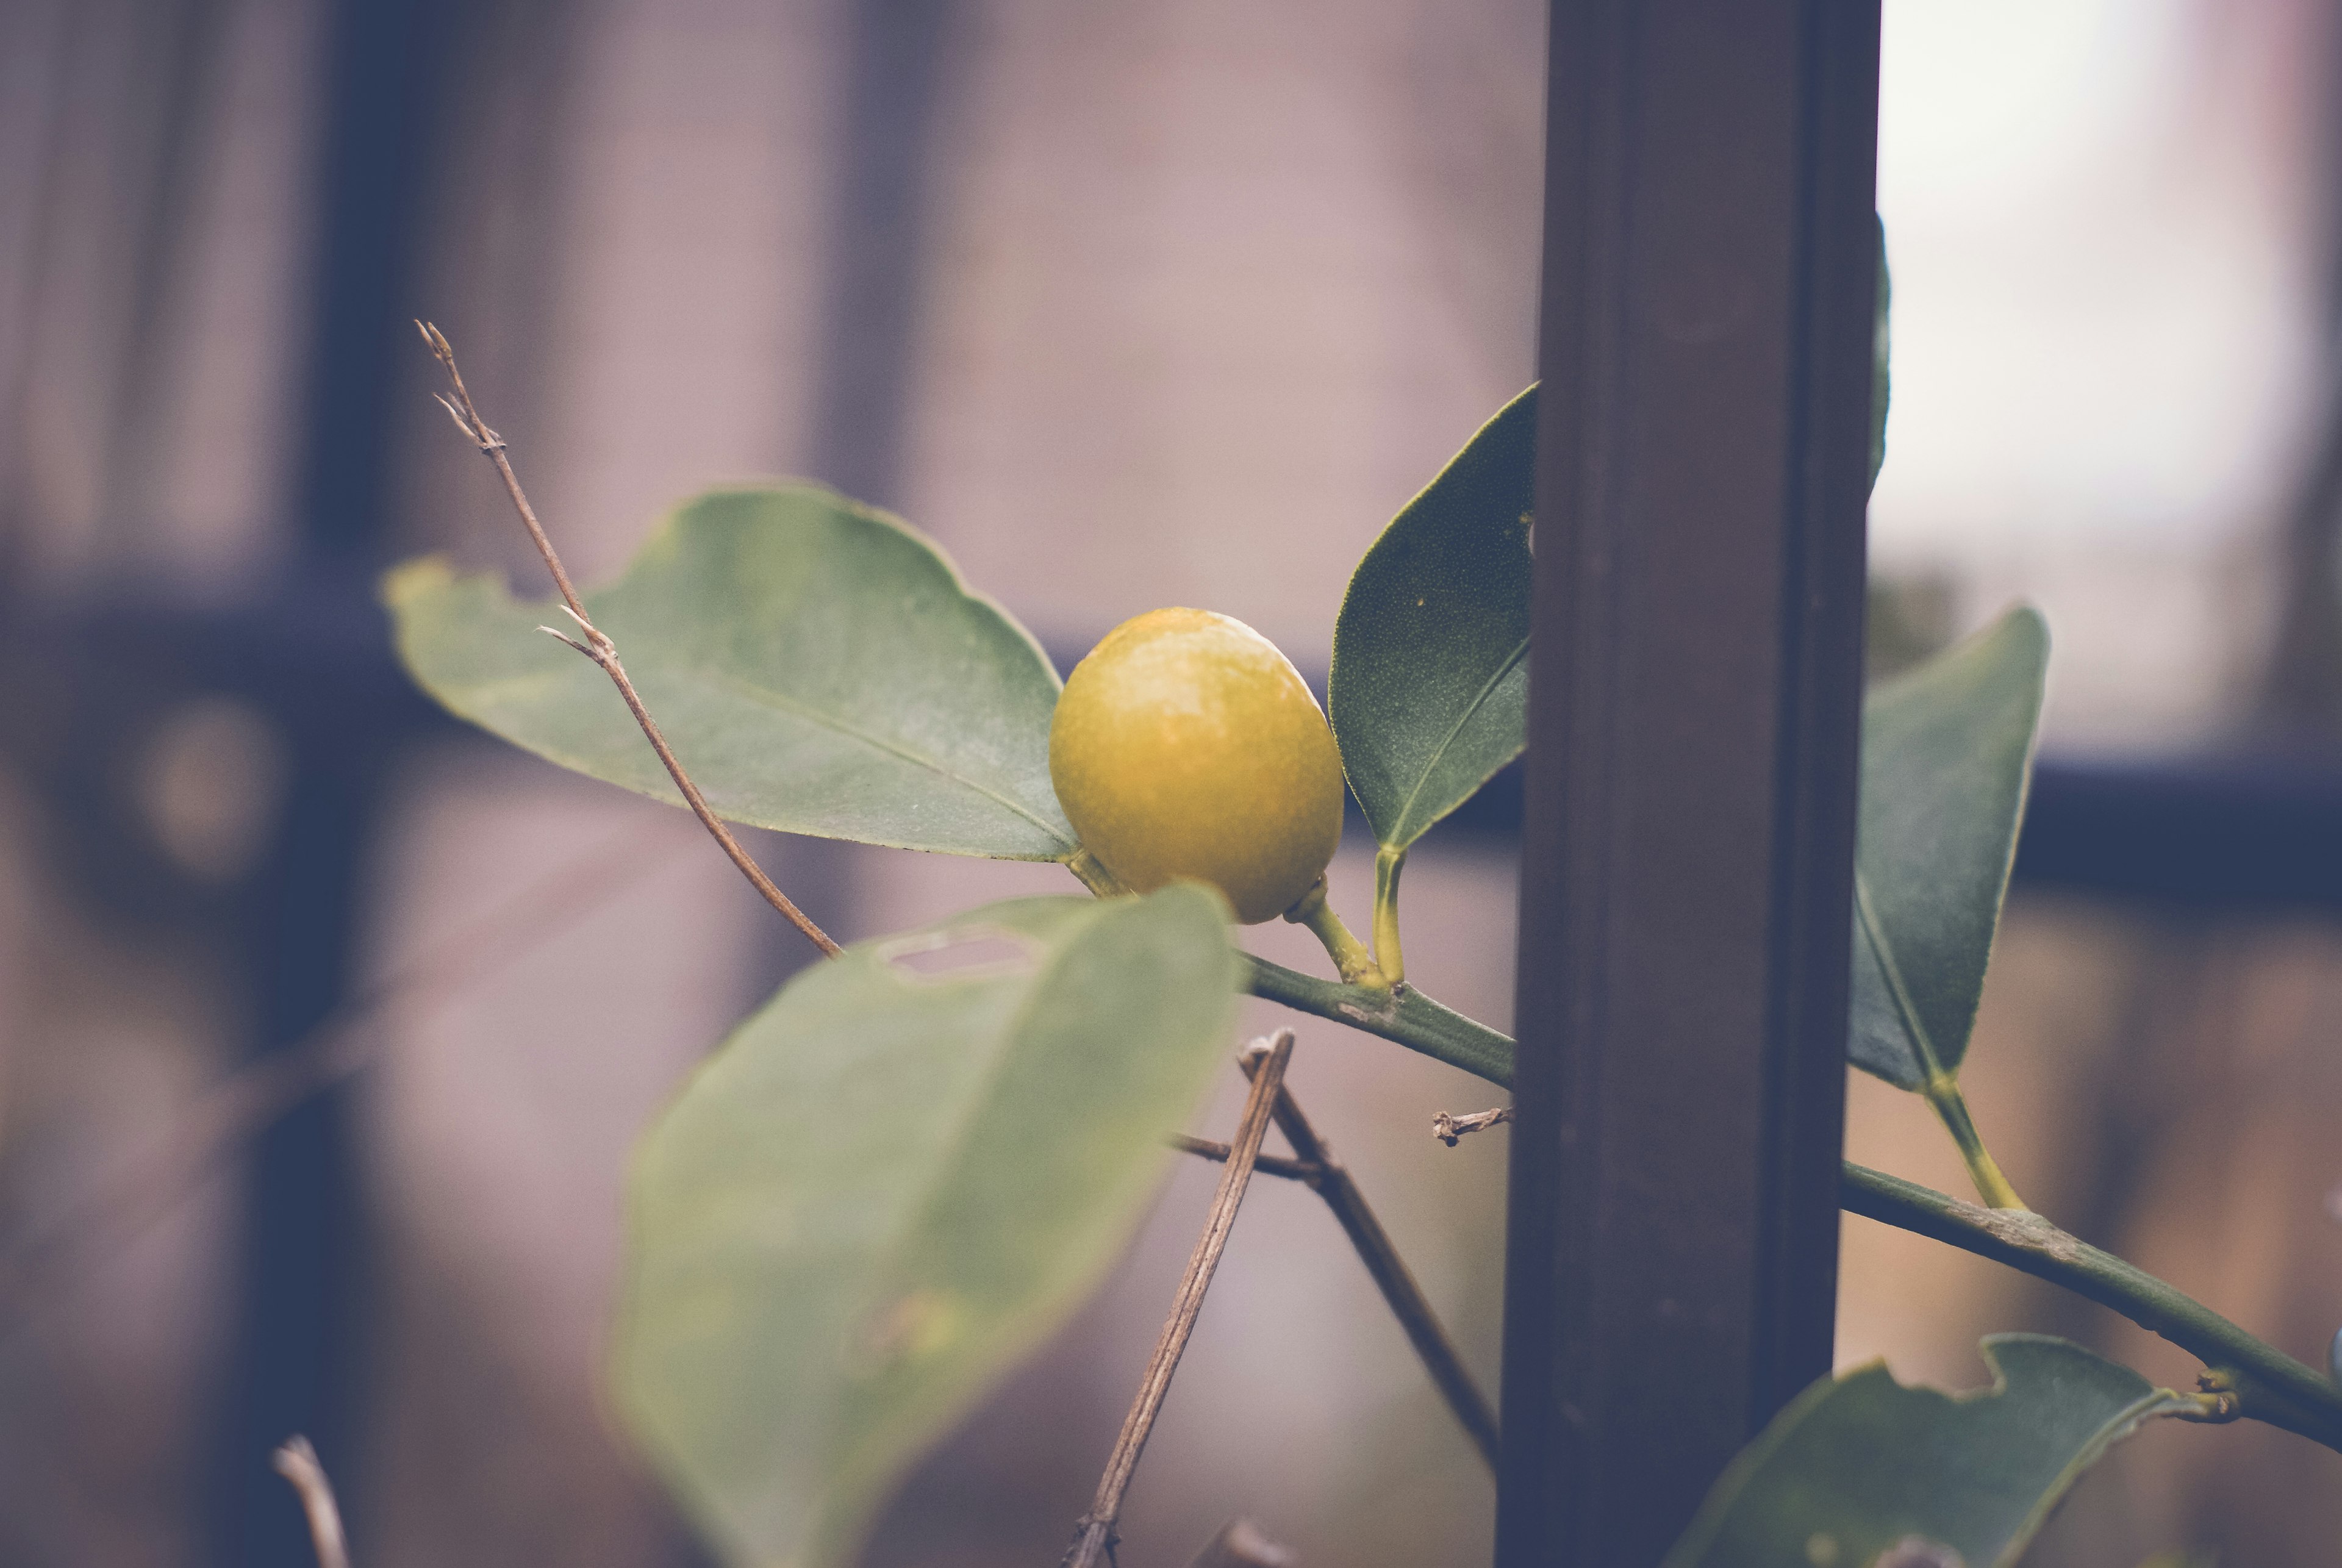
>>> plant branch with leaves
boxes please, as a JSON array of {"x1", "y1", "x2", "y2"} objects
[{"x1": 390, "y1": 285, "x2": 2342, "y2": 1566}]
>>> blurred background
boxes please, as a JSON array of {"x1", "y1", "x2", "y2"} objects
[{"x1": 1, "y1": 0, "x2": 2340, "y2": 1564}]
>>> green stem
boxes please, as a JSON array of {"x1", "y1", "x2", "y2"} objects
[
  {"x1": 1921, "y1": 1074, "x2": 2026, "y2": 1211},
  {"x1": 1842, "y1": 1162, "x2": 2342, "y2": 1456},
  {"x1": 1371, "y1": 847, "x2": 1407, "y2": 985},
  {"x1": 1243, "y1": 950, "x2": 2340, "y2": 1459},
  {"x1": 1283, "y1": 876, "x2": 1388, "y2": 990},
  {"x1": 1243, "y1": 956, "x2": 1513, "y2": 1086},
  {"x1": 1250, "y1": 952, "x2": 2342, "y2": 1458}
]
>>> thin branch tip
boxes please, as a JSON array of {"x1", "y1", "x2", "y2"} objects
[
  {"x1": 420, "y1": 320, "x2": 838, "y2": 959},
  {"x1": 1431, "y1": 1104, "x2": 1514, "y2": 1146},
  {"x1": 271, "y1": 1435, "x2": 351, "y2": 1568},
  {"x1": 1170, "y1": 1132, "x2": 1321, "y2": 1186}
]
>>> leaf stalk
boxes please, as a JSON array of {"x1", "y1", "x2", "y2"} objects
[
  {"x1": 1371, "y1": 845, "x2": 1406, "y2": 985},
  {"x1": 1921, "y1": 1073, "x2": 2026, "y2": 1211}
]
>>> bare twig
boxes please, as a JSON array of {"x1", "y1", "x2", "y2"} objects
[
  {"x1": 1166, "y1": 1133, "x2": 1320, "y2": 1186},
  {"x1": 418, "y1": 320, "x2": 839, "y2": 958},
  {"x1": 1431, "y1": 1104, "x2": 1514, "y2": 1146},
  {"x1": 1064, "y1": 1031, "x2": 1295, "y2": 1568},
  {"x1": 1183, "y1": 1518, "x2": 1298, "y2": 1568},
  {"x1": 1238, "y1": 1055, "x2": 1498, "y2": 1470},
  {"x1": 271, "y1": 1436, "x2": 351, "y2": 1568},
  {"x1": 0, "y1": 826, "x2": 681, "y2": 1333}
]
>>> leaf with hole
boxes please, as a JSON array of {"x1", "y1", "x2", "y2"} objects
[
  {"x1": 1663, "y1": 1335, "x2": 2201, "y2": 1568},
  {"x1": 385, "y1": 484, "x2": 1076, "y2": 860},
  {"x1": 613, "y1": 885, "x2": 1241, "y2": 1568},
  {"x1": 1849, "y1": 606, "x2": 2047, "y2": 1090},
  {"x1": 1328, "y1": 385, "x2": 1536, "y2": 854}
]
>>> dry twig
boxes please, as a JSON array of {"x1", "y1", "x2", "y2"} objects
[
  {"x1": 0, "y1": 825, "x2": 680, "y2": 1332},
  {"x1": 271, "y1": 1436, "x2": 351, "y2": 1568},
  {"x1": 1064, "y1": 1031, "x2": 1296, "y2": 1568},
  {"x1": 1431, "y1": 1104, "x2": 1513, "y2": 1146},
  {"x1": 1236, "y1": 1055, "x2": 1497, "y2": 1469},
  {"x1": 1166, "y1": 1133, "x2": 1320, "y2": 1186},
  {"x1": 418, "y1": 321, "x2": 838, "y2": 958},
  {"x1": 1172, "y1": 1123, "x2": 1500, "y2": 1466}
]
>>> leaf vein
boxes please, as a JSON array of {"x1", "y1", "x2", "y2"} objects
[
  {"x1": 671, "y1": 660, "x2": 1073, "y2": 848},
  {"x1": 1384, "y1": 634, "x2": 1528, "y2": 844},
  {"x1": 1853, "y1": 868, "x2": 1947, "y2": 1083}
]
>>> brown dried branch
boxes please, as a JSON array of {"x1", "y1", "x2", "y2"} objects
[
  {"x1": 1237, "y1": 1054, "x2": 1498, "y2": 1470},
  {"x1": 271, "y1": 1436, "x2": 351, "y2": 1568},
  {"x1": 1166, "y1": 1133, "x2": 1321, "y2": 1186},
  {"x1": 418, "y1": 320, "x2": 839, "y2": 958},
  {"x1": 1182, "y1": 1518, "x2": 1298, "y2": 1568},
  {"x1": 1063, "y1": 1031, "x2": 1296, "y2": 1568},
  {"x1": 0, "y1": 826, "x2": 679, "y2": 1334},
  {"x1": 1431, "y1": 1104, "x2": 1513, "y2": 1146}
]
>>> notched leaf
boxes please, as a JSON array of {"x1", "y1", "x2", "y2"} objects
[{"x1": 1664, "y1": 1335, "x2": 2193, "y2": 1568}]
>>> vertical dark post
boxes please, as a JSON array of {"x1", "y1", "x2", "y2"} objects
[
  {"x1": 750, "y1": 0, "x2": 956, "y2": 976},
  {"x1": 209, "y1": 1, "x2": 449, "y2": 1563},
  {"x1": 1499, "y1": 5, "x2": 1880, "y2": 1565},
  {"x1": 808, "y1": 0, "x2": 955, "y2": 511}
]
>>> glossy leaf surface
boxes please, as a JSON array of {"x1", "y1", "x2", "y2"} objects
[
  {"x1": 615, "y1": 887, "x2": 1241, "y2": 1568},
  {"x1": 387, "y1": 484, "x2": 1076, "y2": 859},
  {"x1": 1664, "y1": 1336, "x2": 2196, "y2": 1568},
  {"x1": 1850, "y1": 606, "x2": 2047, "y2": 1089},
  {"x1": 1328, "y1": 386, "x2": 1536, "y2": 851}
]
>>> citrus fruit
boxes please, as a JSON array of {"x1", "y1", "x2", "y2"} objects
[{"x1": 1050, "y1": 607, "x2": 1346, "y2": 924}]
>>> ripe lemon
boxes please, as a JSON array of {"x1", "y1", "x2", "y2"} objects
[{"x1": 1050, "y1": 607, "x2": 1347, "y2": 924}]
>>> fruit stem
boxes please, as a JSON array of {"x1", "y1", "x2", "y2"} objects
[
  {"x1": 1065, "y1": 847, "x2": 1131, "y2": 898},
  {"x1": 1371, "y1": 846, "x2": 1406, "y2": 986},
  {"x1": 1284, "y1": 876, "x2": 1389, "y2": 990}
]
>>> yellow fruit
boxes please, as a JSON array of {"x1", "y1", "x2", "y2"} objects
[{"x1": 1050, "y1": 607, "x2": 1346, "y2": 924}]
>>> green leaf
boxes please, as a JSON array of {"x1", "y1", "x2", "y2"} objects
[
  {"x1": 1328, "y1": 385, "x2": 1536, "y2": 853},
  {"x1": 1664, "y1": 1336, "x2": 2201, "y2": 1568},
  {"x1": 613, "y1": 886, "x2": 1241, "y2": 1568},
  {"x1": 1850, "y1": 606, "x2": 2047, "y2": 1089},
  {"x1": 386, "y1": 484, "x2": 1076, "y2": 859},
  {"x1": 1872, "y1": 214, "x2": 1891, "y2": 493}
]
